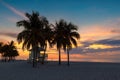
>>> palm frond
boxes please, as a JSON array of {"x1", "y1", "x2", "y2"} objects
[{"x1": 70, "y1": 32, "x2": 80, "y2": 39}]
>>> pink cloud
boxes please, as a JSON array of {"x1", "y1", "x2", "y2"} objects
[
  {"x1": 1, "y1": 1, "x2": 27, "y2": 19},
  {"x1": 80, "y1": 18, "x2": 120, "y2": 42}
]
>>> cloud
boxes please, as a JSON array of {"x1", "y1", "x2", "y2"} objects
[
  {"x1": 80, "y1": 18, "x2": 120, "y2": 42},
  {"x1": 1, "y1": 1, "x2": 27, "y2": 19},
  {"x1": 111, "y1": 29, "x2": 120, "y2": 34},
  {"x1": 85, "y1": 47, "x2": 120, "y2": 54},
  {"x1": 70, "y1": 38, "x2": 120, "y2": 55},
  {"x1": 80, "y1": 25, "x2": 115, "y2": 41},
  {"x1": 94, "y1": 39, "x2": 120, "y2": 46},
  {"x1": 0, "y1": 38, "x2": 8, "y2": 43},
  {"x1": 0, "y1": 32, "x2": 17, "y2": 38},
  {"x1": 70, "y1": 47, "x2": 120, "y2": 56}
]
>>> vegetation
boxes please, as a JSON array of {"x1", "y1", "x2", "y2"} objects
[
  {"x1": 52, "y1": 19, "x2": 80, "y2": 65},
  {"x1": 16, "y1": 11, "x2": 51, "y2": 67},
  {"x1": 16, "y1": 11, "x2": 80, "y2": 67},
  {"x1": 0, "y1": 42, "x2": 4, "y2": 58},
  {"x1": 0, "y1": 42, "x2": 3, "y2": 53},
  {"x1": 52, "y1": 20, "x2": 68, "y2": 65},
  {"x1": 0, "y1": 41, "x2": 19, "y2": 61},
  {"x1": 41, "y1": 24, "x2": 53, "y2": 64},
  {"x1": 62, "y1": 20, "x2": 80, "y2": 66}
]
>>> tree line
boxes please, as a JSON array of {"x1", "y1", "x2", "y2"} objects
[{"x1": 0, "y1": 41, "x2": 19, "y2": 62}]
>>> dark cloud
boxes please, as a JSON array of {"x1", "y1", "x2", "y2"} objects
[
  {"x1": 81, "y1": 41, "x2": 92, "y2": 47},
  {"x1": 93, "y1": 39, "x2": 120, "y2": 46},
  {"x1": 70, "y1": 47, "x2": 83, "y2": 54},
  {"x1": 70, "y1": 46, "x2": 120, "y2": 54},
  {"x1": 70, "y1": 38, "x2": 120, "y2": 54},
  {"x1": 111, "y1": 30, "x2": 120, "y2": 33},
  {"x1": 84, "y1": 47, "x2": 120, "y2": 54},
  {"x1": 0, "y1": 32, "x2": 17, "y2": 38}
]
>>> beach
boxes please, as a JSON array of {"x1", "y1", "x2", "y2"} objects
[{"x1": 0, "y1": 61, "x2": 120, "y2": 80}]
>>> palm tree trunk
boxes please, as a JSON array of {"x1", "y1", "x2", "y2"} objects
[
  {"x1": 67, "y1": 49, "x2": 70, "y2": 66},
  {"x1": 41, "y1": 44, "x2": 46, "y2": 64},
  {"x1": 32, "y1": 47, "x2": 37, "y2": 67},
  {"x1": 58, "y1": 49, "x2": 61, "y2": 65},
  {"x1": 41, "y1": 50, "x2": 46, "y2": 64},
  {"x1": 32, "y1": 50, "x2": 35, "y2": 67}
]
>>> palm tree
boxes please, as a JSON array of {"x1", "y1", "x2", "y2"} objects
[
  {"x1": 9, "y1": 49, "x2": 19, "y2": 61},
  {"x1": 0, "y1": 42, "x2": 3, "y2": 54},
  {"x1": 0, "y1": 42, "x2": 4, "y2": 60},
  {"x1": 2, "y1": 41, "x2": 19, "y2": 61},
  {"x1": 64, "y1": 22, "x2": 80, "y2": 66},
  {"x1": 52, "y1": 19, "x2": 68, "y2": 65},
  {"x1": 2, "y1": 43, "x2": 9, "y2": 61},
  {"x1": 41, "y1": 24, "x2": 53, "y2": 64},
  {"x1": 53, "y1": 19, "x2": 80, "y2": 66},
  {"x1": 7, "y1": 41, "x2": 19, "y2": 61},
  {"x1": 16, "y1": 11, "x2": 48, "y2": 67}
]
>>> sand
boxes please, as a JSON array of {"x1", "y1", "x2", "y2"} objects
[{"x1": 0, "y1": 61, "x2": 120, "y2": 80}]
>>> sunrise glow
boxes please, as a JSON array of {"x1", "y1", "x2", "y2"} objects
[{"x1": 0, "y1": 0, "x2": 120, "y2": 62}]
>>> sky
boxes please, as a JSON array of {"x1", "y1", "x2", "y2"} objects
[{"x1": 0, "y1": 0, "x2": 120, "y2": 62}]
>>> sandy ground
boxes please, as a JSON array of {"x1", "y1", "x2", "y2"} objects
[{"x1": 0, "y1": 61, "x2": 120, "y2": 80}]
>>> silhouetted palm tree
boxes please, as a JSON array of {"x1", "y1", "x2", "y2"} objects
[
  {"x1": 52, "y1": 19, "x2": 68, "y2": 65},
  {"x1": 2, "y1": 43, "x2": 9, "y2": 61},
  {"x1": 7, "y1": 41, "x2": 19, "y2": 61},
  {"x1": 0, "y1": 42, "x2": 3, "y2": 60},
  {"x1": 17, "y1": 11, "x2": 49, "y2": 67},
  {"x1": 2, "y1": 41, "x2": 19, "y2": 61},
  {"x1": 8, "y1": 49, "x2": 19, "y2": 61},
  {"x1": 41, "y1": 24, "x2": 53, "y2": 64},
  {"x1": 0, "y1": 42, "x2": 3, "y2": 54},
  {"x1": 53, "y1": 19, "x2": 80, "y2": 66},
  {"x1": 64, "y1": 22, "x2": 80, "y2": 66}
]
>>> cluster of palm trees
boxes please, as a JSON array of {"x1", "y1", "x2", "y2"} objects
[
  {"x1": 16, "y1": 11, "x2": 80, "y2": 67},
  {"x1": 0, "y1": 41, "x2": 19, "y2": 62}
]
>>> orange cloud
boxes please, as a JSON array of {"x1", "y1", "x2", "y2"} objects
[
  {"x1": 80, "y1": 24, "x2": 120, "y2": 41},
  {"x1": 88, "y1": 44, "x2": 113, "y2": 49}
]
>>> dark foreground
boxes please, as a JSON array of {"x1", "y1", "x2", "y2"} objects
[{"x1": 0, "y1": 61, "x2": 120, "y2": 80}]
